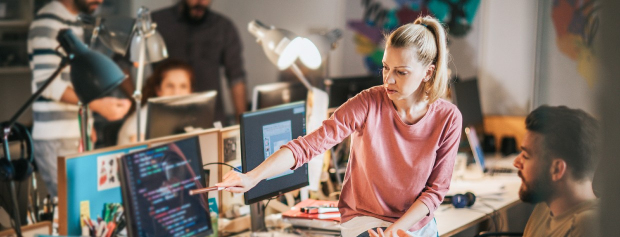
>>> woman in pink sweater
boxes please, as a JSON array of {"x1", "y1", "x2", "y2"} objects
[{"x1": 217, "y1": 15, "x2": 461, "y2": 237}]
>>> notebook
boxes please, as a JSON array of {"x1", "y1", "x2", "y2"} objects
[{"x1": 465, "y1": 126, "x2": 518, "y2": 174}]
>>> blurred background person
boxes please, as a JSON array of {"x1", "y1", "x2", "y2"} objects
[
  {"x1": 28, "y1": 0, "x2": 131, "y2": 196},
  {"x1": 117, "y1": 59, "x2": 194, "y2": 145},
  {"x1": 152, "y1": 0, "x2": 247, "y2": 125}
]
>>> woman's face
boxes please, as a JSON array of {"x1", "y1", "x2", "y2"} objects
[
  {"x1": 382, "y1": 45, "x2": 433, "y2": 102},
  {"x1": 156, "y1": 69, "x2": 192, "y2": 97}
]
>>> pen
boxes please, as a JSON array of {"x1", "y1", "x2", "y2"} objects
[{"x1": 189, "y1": 186, "x2": 225, "y2": 195}]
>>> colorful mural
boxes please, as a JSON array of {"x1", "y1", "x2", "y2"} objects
[
  {"x1": 551, "y1": 0, "x2": 599, "y2": 87},
  {"x1": 348, "y1": 0, "x2": 480, "y2": 73}
]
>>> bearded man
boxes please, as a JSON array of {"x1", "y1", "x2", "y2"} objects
[{"x1": 513, "y1": 105, "x2": 599, "y2": 237}]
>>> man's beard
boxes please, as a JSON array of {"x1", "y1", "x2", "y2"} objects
[
  {"x1": 74, "y1": 0, "x2": 100, "y2": 14},
  {"x1": 518, "y1": 169, "x2": 554, "y2": 204},
  {"x1": 182, "y1": 3, "x2": 209, "y2": 24}
]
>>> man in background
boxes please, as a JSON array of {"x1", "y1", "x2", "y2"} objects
[
  {"x1": 152, "y1": 0, "x2": 247, "y2": 125},
  {"x1": 513, "y1": 105, "x2": 599, "y2": 236},
  {"x1": 28, "y1": 0, "x2": 131, "y2": 196}
]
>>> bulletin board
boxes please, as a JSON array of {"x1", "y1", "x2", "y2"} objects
[
  {"x1": 58, "y1": 144, "x2": 147, "y2": 235},
  {"x1": 218, "y1": 125, "x2": 244, "y2": 217},
  {"x1": 57, "y1": 128, "x2": 221, "y2": 235}
]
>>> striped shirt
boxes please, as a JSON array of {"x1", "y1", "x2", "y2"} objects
[{"x1": 28, "y1": 1, "x2": 83, "y2": 140}]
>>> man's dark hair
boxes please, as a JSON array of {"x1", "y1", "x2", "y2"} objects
[{"x1": 526, "y1": 105, "x2": 599, "y2": 180}]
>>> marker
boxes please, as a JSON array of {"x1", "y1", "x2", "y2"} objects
[{"x1": 189, "y1": 186, "x2": 225, "y2": 195}]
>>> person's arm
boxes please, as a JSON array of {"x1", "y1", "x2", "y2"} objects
[
  {"x1": 370, "y1": 200, "x2": 429, "y2": 237},
  {"x1": 231, "y1": 81, "x2": 247, "y2": 120},
  {"x1": 89, "y1": 97, "x2": 132, "y2": 121},
  {"x1": 217, "y1": 87, "x2": 374, "y2": 192},
  {"x1": 216, "y1": 147, "x2": 296, "y2": 192},
  {"x1": 222, "y1": 20, "x2": 247, "y2": 120}
]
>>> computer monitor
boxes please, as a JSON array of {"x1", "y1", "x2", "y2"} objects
[
  {"x1": 118, "y1": 137, "x2": 213, "y2": 237},
  {"x1": 146, "y1": 91, "x2": 217, "y2": 140},
  {"x1": 451, "y1": 79, "x2": 484, "y2": 128},
  {"x1": 251, "y1": 82, "x2": 308, "y2": 111},
  {"x1": 240, "y1": 101, "x2": 309, "y2": 231},
  {"x1": 324, "y1": 75, "x2": 383, "y2": 108}
]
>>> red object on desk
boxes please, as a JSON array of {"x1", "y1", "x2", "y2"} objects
[{"x1": 282, "y1": 199, "x2": 340, "y2": 222}]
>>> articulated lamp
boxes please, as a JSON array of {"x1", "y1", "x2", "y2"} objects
[
  {"x1": 1, "y1": 29, "x2": 125, "y2": 237},
  {"x1": 84, "y1": 7, "x2": 167, "y2": 143},
  {"x1": 247, "y1": 19, "x2": 341, "y2": 231},
  {"x1": 130, "y1": 7, "x2": 168, "y2": 142}
]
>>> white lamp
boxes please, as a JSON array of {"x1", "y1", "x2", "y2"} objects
[
  {"x1": 130, "y1": 6, "x2": 168, "y2": 142},
  {"x1": 248, "y1": 20, "x2": 334, "y2": 199}
]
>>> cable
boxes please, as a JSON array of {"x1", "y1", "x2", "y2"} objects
[
  {"x1": 262, "y1": 194, "x2": 283, "y2": 215},
  {"x1": 203, "y1": 162, "x2": 241, "y2": 172},
  {"x1": 479, "y1": 201, "x2": 503, "y2": 232}
]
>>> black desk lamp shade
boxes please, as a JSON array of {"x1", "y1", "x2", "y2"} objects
[{"x1": 57, "y1": 29, "x2": 126, "y2": 104}]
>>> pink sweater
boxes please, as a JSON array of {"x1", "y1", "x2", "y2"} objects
[{"x1": 283, "y1": 86, "x2": 462, "y2": 231}]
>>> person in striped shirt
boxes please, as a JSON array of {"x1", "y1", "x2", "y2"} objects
[{"x1": 27, "y1": 0, "x2": 131, "y2": 197}]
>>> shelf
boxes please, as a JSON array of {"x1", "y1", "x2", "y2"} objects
[
  {"x1": 0, "y1": 20, "x2": 30, "y2": 28},
  {"x1": 0, "y1": 66, "x2": 30, "y2": 74}
]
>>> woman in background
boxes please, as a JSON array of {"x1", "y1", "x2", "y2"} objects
[
  {"x1": 217, "y1": 15, "x2": 461, "y2": 237},
  {"x1": 117, "y1": 59, "x2": 194, "y2": 145}
]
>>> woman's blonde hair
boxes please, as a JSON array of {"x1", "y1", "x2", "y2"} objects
[{"x1": 385, "y1": 16, "x2": 449, "y2": 103}]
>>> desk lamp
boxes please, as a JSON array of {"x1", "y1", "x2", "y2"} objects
[
  {"x1": 82, "y1": 8, "x2": 167, "y2": 143},
  {"x1": 78, "y1": 14, "x2": 136, "y2": 150},
  {"x1": 247, "y1": 20, "x2": 332, "y2": 227},
  {"x1": 129, "y1": 7, "x2": 168, "y2": 142},
  {"x1": 301, "y1": 29, "x2": 343, "y2": 73},
  {"x1": 1, "y1": 29, "x2": 125, "y2": 237},
  {"x1": 88, "y1": 15, "x2": 136, "y2": 56}
]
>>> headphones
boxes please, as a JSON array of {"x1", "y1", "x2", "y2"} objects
[
  {"x1": 443, "y1": 192, "x2": 476, "y2": 208},
  {"x1": 0, "y1": 122, "x2": 34, "y2": 182}
]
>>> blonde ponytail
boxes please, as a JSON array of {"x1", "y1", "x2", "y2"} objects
[{"x1": 386, "y1": 16, "x2": 449, "y2": 103}]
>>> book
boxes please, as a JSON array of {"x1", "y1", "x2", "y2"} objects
[{"x1": 282, "y1": 199, "x2": 340, "y2": 222}]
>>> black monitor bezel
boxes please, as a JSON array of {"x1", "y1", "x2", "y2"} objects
[
  {"x1": 251, "y1": 82, "x2": 308, "y2": 111},
  {"x1": 240, "y1": 101, "x2": 309, "y2": 205},
  {"x1": 145, "y1": 91, "x2": 218, "y2": 140},
  {"x1": 324, "y1": 75, "x2": 383, "y2": 108}
]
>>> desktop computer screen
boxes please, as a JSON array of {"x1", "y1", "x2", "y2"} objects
[
  {"x1": 118, "y1": 137, "x2": 213, "y2": 237},
  {"x1": 251, "y1": 82, "x2": 308, "y2": 111},
  {"x1": 240, "y1": 101, "x2": 309, "y2": 205},
  {"x1": 325, "y1": 75, "x2": 383, "y2": 108},
  {"x1": 146, "y1": 91, "x2": 217, "y2": 140},
  {"x1": 451, "y1": 79, "x2": 484, "y2": 128}
]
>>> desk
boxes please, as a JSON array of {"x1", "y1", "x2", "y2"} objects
[
  {"x1": 436, "y1": 175, "x2": 522, "y2": 236},
  {"x1": 225, "y1": 172, "x2": 523, "y2": 237}
]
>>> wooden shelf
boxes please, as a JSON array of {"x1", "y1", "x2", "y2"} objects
[
  {"x1": 0, "y1": 20, "x2": 30, "y2": 28},
  {"x1": 0, "y1": 66, "x2": 30, "y2": 74}
]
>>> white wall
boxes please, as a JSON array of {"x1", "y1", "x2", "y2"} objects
[
  {"x1": 210, "y1": 0, "x2": 347, "y2": 94},
  {"x1": 129, "y1": 0, "x2": 539, "y2": 117},
  {"x1": 478, "y1": 0, "x2": 538, "y2": 116},
  {"x1": 533, "y1": 0, "x2": 597, "y2": 116}
]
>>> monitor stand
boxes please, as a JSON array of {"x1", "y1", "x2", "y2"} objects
[{"x1": 250, "y1": 202, "x2": 267, "y2": 232}]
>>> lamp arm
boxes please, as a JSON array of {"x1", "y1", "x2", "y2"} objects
[
  {"x1": 290, "y1": 63, "x2": 312, "y2": 90},
  {"x1": 1, "y1": 56, "x2": 68, "y2": 237},
  {"x1": 133, "y1": 33, "x2": 146, "y2": 142},
  {"x1": 6, "y1": 57, "x2": 69, "y2": 130}
]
